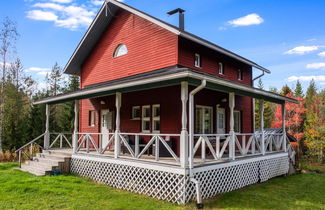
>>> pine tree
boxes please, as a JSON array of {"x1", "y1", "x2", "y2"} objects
[
  {"x1": 305, "y1": 79, "x2": 317, "y2": 108},
  {"x1": 280, "y1": 84, "x2": 292, "y2": 96},
  {"x1": 294, "y1": 80, "x2": 304, "y2": 98}
]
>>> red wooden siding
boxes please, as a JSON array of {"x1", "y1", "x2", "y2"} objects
[
  {"x1": 178, "y1": 37, "x2": 253, "y2": 86},
  {"x1": 80, "y1": 9, "x2": 178, "y2": 88}
]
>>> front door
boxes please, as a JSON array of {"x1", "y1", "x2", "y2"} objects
[
  {"x1": 100, "y1": 109, "x2": 114, "y2": 148},
  {"x1": 217, "y1": 108, "x2": 226, "y2": 134}
]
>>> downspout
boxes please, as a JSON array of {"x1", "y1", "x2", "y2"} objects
[
  {"x1": 189, "y1": 79, "x2": 206, "y2": 209},
  {"x1": 252, "y1": 70, "x2": 265, "y2": 132}
]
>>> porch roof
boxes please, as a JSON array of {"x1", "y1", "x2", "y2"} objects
[{"x1": 34, "y1": 66, "x2": 298, "y2": 105}]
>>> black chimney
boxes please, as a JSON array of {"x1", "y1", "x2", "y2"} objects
[{"x1": 167, "y1": 8, "x2": 185, "y2": 31}]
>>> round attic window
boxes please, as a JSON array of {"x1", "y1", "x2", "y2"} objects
[{"x1": 113, "y1": 44, "x2": 128, "y2": 58}]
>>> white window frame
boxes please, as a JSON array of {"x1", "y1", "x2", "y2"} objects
[
  {"x1": 195, "y1": 105, "x2": 213, "y2": 134},
  {"x1": 218, "y1": 62, "x2": 224, "y2": 75},
  {"x1": 89, "y1": 110, "x2": 96, "y2": 127},
  {"x1": 131, "y1": 106, "x2": 140, "y2": 120},
  {"x1": 234, "y1": 110, "x2": 241, "y2": 133},
  {"x1": 194, "y1": 53, "x2": 201, "y2": 68},
  {"x1": 238, "y1": 69, "x2": 243, "y2": 80},
  {"x1": 113, "y1": 44, "x2": 128, "y2": 58},
  {"x1": 142, "y1": 105, "x2": 151, "y2": 133},
  {"x1": 216, "y1": 106, "x2": 226, "y2": 134},
  {"x1": 152, "y1": 104, "x2": 160, "y2": 133}
]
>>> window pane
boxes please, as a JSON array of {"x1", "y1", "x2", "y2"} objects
[
  {"x1": 113, "y1": 44, "x2": 128, "y2": 58},
  {"x1": 143, "y1": 107, "x2": 150, "y2": 118},
  {"x1": 132, "y1": 107, "x2": 140, "y2": 119},
  {"x1": 234, "y1": 111, "x2": 240, "y2": 132},
  {"x1": 153, "y1": 106, "x2": 160, "y2": 117},
  {"x1": 203, "y1": 109, "x2": 212, "y2": 133},
  {"x1": 195, "y1": 108, "x2": 203, "y2": 133},
  {"x1": 153, "y1": 120, "x2": 160, "y2": 131},
  {"x1": 143, "y1": 120, "x2": 150, "y2": 131},
  {"x1": 218, "y1": 112, "x2": 224, "y2": 129}
]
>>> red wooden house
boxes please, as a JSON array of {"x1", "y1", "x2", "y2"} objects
[{"x1": 18, "y1": 0, "x2": 297, "y2": 205}]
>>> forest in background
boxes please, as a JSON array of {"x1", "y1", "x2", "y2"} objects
[{"x1": 0, "y1": 17, "x2": 324, "y2": 163}]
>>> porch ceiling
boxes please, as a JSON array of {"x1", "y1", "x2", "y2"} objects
[{"x1": 34, "y1": 66, "x2": 298, "y2": 105}]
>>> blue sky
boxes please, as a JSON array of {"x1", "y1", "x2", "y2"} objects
[{"x1": 0, "y1": 0, "x2": 324, "y2": 92}]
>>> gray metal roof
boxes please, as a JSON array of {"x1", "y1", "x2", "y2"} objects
[
  {"x1": 35, "y1": 66, "x2": 297, "y2": 105},
  {"x1": 64, "y1": 0, "x2": 271, "y2": 75}
]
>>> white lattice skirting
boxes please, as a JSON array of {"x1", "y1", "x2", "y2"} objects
[{"x1": 70, "y1": 153, "x2": 289, "y2": 204}]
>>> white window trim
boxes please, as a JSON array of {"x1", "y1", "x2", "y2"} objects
[
  {"x1": 216, "y1": 106, "x2": 226, "y2": 133},
  {"x1": 234, "y1": 110, "x2": 241, "y2": 133},
  {"x1": 89, "y1": 110, "x2": 96, "y2": 127},
  {"x1": 194, "y1": 53, "x2": 201, "y2": 68},
  {"x1": 131, "y1": 106, "x2": 140, "y2": 120},
  {"x1": 152, "y1": 104, "x2": 160, "y2": 133},
  {"x1": 142, "y1": 105, "x2": 151, "y2": 133},
  {"x1": 195, "y1": 105, "x2": 213, "y2": 134},
  {"x1": 238, "y1": 69, "x2": 243, "y2": 80},
  {"x1": 218, "y1": 62, "x2": 224, "y2": 75}
]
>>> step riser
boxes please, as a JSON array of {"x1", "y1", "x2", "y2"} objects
[{"x1": 20, "y1": 151, "x2": 71, "y2": 176}]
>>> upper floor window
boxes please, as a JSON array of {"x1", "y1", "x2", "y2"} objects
[
  {"x1": 238, "y1": 69, "x2": 243, "y2": 80},
  {"x1": 113, "y1": 44, "x2": 128, "y2": 58},
  {"x1": 218, "y1": 62, "x2": 224, "y2": 75},
  {"x1": 194, "y1": 53, "x2": 201, "y2": 68}
]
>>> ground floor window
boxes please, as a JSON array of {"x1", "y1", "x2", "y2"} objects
[
  {"x1": 234, "y1": 110, "x2": 241, "y2": 133},
  {"x1": 89, "y1": 110, "x2": 96, "y2": 127},
  {"x1": 142, "y1": 105, "x2": 151, "y2": 132},
  {"x1": 195, "y1": 105, "x2": 213, "y2": 134},
  {"x1": 152, "y1": 104, "x2": 160, "y2": 133}
]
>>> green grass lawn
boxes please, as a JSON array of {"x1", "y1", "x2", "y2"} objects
[{"x1": 0, "y1": 162, "x2": 324, "y2": 210}]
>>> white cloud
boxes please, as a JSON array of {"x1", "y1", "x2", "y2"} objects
[
  {"x1": 284, "y1": 45, "x2": 321, "y2": 55},
  {"x1": 228, "y1": 13, "x2": 264, "y2": 27},
  {"x1": 33, "y1": 3, "x2": 64, "y2": 11},
  {"x1": 288, "y1": 75, "x2": 325, "y2": 82},
  {"x1": 37, "y1": 71, "x2": 50, "y2": 76},
  {"x1": 306, "y1": 62, "x2": 325, "y2": 70},
  {"x1": 50, "y1": 0, "x2": 72, "y2": 3},
  {"x1": 27, "y1": 2, "x2": 96, "y2": 30},
  {"x1": 26, "y1": 10, "x2": 58, "y2": 21},
  {"x1": 26, "y1": 67, "x2": 50, "y2": 72},
  {"x1": 91, "y1": 0, "x2": 103, "y2": 6},
  {"x1": 318, "y1": 51, "x2": 325, "y2": 57}
]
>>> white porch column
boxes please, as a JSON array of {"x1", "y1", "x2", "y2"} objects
[
  {"x1": 282, "y1": 103, "x2": 287, "y2": 152},
  {"x1": 73, "y1": 100, "x2": 79, "y2": 153},
  {"x1": 114, "y1": 92, "x2": 122, "y2": 158},
  {"x1": 44, "y1": 104, "x2": 50, "y2": 150},
  {"x1": 180, "y1": 81, "x2": 189, "y2": 168},
  {"x1": 260, "y1": 99, "x2": 265, "y2": 155},
  {"x1": 229, "y1": 92, "x2": 235, "y2": 160}
]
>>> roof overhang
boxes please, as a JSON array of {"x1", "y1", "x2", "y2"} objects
[
  {"x1": 35, "y1": 67, "x2": 297, "y2": 105},
  {"x1": 63, "y1": 0, "x2": 271, "y2": 76}
]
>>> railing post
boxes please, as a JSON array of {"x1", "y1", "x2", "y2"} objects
[
  {"x1": 44, "y1": 104, "x2": 50, "y2": 150},
  {"x1": 30, "y1": 143, "x2": 33, "y2": 160},
  {"x1": 114, "y1": 92, "x2": 121, "y2": 158},
  {"x1": 229, "y1": 92, "x2": 235, "y2": 160},
  {"x1": 180, "y1": 81, "x2": 189, "y2": 168},
  {"x1": 155, "y1": 136, "x2": 159, "y2": 161},
  {"x1": 260, "y1": 99, "x2": 265, "y2": 155},
  {"x1": 201, "y1": 138, "x2": 206, "y2": 162},
  {"x1": 282, "y1": 103, "x2": 287, "y2": 152},
  {"x1": 18, "y1": 150, "x2": 22, "y2": 168},
  {"x1": 135, "y1": 135, "x2": 139, "y2": 158},
  {"x1": 73, "y1": 100, "x2": 79, "y2": 154}
]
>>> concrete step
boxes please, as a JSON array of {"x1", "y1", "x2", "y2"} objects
[
  {"x1": 43, "y1": 150, "x2": 72, "y2": 157},
  {"x1": 37, "y1": 153, "x2": 68, "y2": 161},
  {"x1": 21, "y1": 164, "x2": 52, "y2": 176},
  {"x1": 26, "y1": 160, "x2": 59, "y2": 170}
]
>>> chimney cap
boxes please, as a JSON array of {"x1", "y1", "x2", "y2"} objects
[{"x1": 167, "y1": 8, "x2": 185, "y2": 15}]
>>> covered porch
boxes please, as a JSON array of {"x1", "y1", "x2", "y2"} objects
[{"x1": 25, "y1": 67, "x2": 297, "y2": 169}]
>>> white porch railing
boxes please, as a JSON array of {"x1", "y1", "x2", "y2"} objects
[
  {"x1": 191, "y1": 132, "x2": 288, "y2": 164},
  {"x1": 75, "y1": 132, "x2": 181, "y2": 166}
]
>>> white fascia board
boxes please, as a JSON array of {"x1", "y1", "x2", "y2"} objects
[
  {"x1": 188, "y1": 72, "x2": 297, "y2": 103},
  {"x1": 72, "y1": 154, "x2": 186, "y2": 175},
  {"x1": 109, "y1": 0, "x2": 181, "y2": 35},
  {"x1": 63, "y1": 3, "x2": 107, "y2": 75},
  {"x1": 34, "y1": 71, "x2": 190, "y2": 105}
]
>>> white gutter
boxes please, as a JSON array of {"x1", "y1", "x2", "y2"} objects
[{"x1": 188, "y1": 80, "x2": 206, "y2": 172}]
